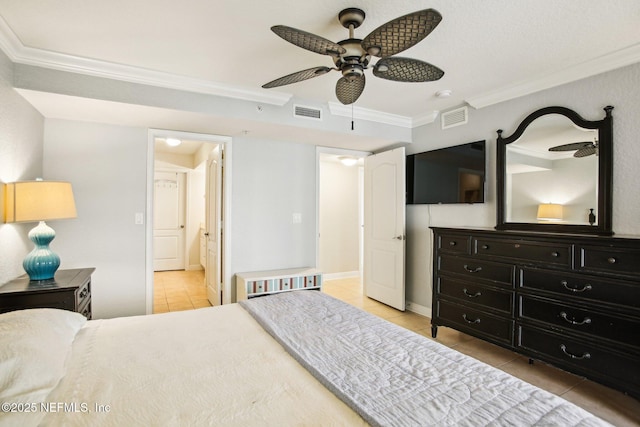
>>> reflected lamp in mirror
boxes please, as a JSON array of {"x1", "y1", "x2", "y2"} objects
[
  {"x1": 537, "y1": 203, "x2": 563, "y2": 222},
  {"x1": 4, "y1": 180, "x2": 77, "y2": 281}
]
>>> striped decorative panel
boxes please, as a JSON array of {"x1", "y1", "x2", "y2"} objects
[{"x1": 236, "y1": 268, "x2": 322, "y2": 300}]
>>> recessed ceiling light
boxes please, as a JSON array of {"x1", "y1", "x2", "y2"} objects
[
  {"x1": 166, "y1": 138, "x2": 182, "y2": 147},
  {"x1": 338, "y1": 156, "x2": 358, "y2": 166}
]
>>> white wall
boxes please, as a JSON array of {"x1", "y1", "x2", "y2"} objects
[
  {"x1": 405, "y1": 62, "x2": 640, "y2": 311},
  {"x1": 231, "y1": 136, "x2": 316, "y2": 299},
  {"x1": 0, "y1": 50, "x2": 45, "y2": 283},
  {"x1": 318, "y1": 159, "x2": 360, "y2": 276},
  {"x1": 43, "y1": 119, "x2": 148, "y2": 318}
]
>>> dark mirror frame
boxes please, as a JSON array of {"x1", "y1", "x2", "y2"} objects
[{"x1": 496, "y1": 106, "x2": 613, "y2": 235}]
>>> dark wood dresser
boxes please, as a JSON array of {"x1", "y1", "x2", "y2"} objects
[
  {"x1": 430, "y1": 227, "x2": 639, "y2": 398},
  {"x1": 0, "y1": 268, "x2": 94, "y2": 319}
]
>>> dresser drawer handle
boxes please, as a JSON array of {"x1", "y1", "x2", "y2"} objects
[
  {"x1": 560, "y1": 344, "x2": 591, "y2": 360},
  {"x1": 607, "y1": 257, "x2": 617, "y2": 264},
  {"x1": 559, "y1": 311, "x2": 592, "y2": 326},
  {"x1": 448, "y1": 241, "x2": 457, "y2": 246},
  {"x1": 463, "y1": 265, "x2": 483, "y2": 273},
  {"x1": 79, "y1": 289, "x2": 89, "y2": 299},
  {"x1": 462, "y1": 314, "x2": 481, "y2": 324},
  {"x1": 551, "y1": 251, "x2": 560, "y2": 257},
  {"x1": 561, "y1": 280, "x2": 592, "y2": 293},
  {"x1": 462, "y1": 288, "x2": 482, "y2": 298},
  {"x1": 481, "y1": 244, "x2": 489, "y2": 250}
]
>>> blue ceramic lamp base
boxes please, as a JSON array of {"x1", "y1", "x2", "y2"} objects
[{"x1": 23, "y1": 221, "x2": 61, "y2": 281}]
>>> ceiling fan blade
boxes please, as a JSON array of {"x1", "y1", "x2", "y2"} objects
[
  {"x1": 548, "y1": 142, "x2": 593, "y2": 152},
  {"x1": 362, "y1": 9, "x2": 442, "y2": 57},
  {"x1": 373, "y1": 57, "x2": 444, "y2": 82},
  {"x1": 335, "y1": 75, "x2": 365, "y2": 105},
  {"x1": 271, "y1": 25, "x2": 346, "y2": 56},
  {"x1": 262, "y1": 66, "x2": 332, "y2": 89},
  {"x1": 574, "y1": 146, "x2": 597, "y2": 158}
]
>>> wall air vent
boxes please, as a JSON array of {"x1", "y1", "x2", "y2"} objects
[
  {"x1": 294, "y1": 105, "x2": 322, "y2": 121},
  {"x1": 441, "y1": 106, "x2": 468, "y2": 129}
]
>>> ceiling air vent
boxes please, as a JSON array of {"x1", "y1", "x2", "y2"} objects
[
  {"x1": 294, "y1": 104, "x2": 322, "y2": 121},
  {"x1": 441, "y1": 106, "x2": 468, "y2": 129}
]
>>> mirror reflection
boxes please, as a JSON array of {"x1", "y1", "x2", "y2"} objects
[{"x1": 506, "y1": 114, "x2": 598, "y2": 225}]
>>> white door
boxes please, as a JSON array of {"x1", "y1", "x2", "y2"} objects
[
  {"x1": 153, "y1": 172, "x2": 186, "y2": 271},
  {"x1": 205, "y1": 147, "x2": 223, "y2": 306},
  {"x1": 363, "y1": 147, "x2": 406, "y2": 310}
]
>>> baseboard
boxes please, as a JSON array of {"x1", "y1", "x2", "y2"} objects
[
  {"x1": 405, "y1": 301, "x2": 432, "y2": 318},
  {"x1": 186, "y1": 264, "x2": 204, "y2": 271},
  {"x1": 323, "y1": 271, "x2": 360, "y2": 281}
]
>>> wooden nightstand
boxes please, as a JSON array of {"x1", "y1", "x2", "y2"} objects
[{"x1": 0, "y1": 268, "x2": 95, "y2": 319}]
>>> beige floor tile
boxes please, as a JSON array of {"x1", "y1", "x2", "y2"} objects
[
  {"x1": 498, "y1": 356, "x2": 584, "y2": 395},
  {"x1": 560, "y1": 379, "x2": 640, "y2": 427},
  {"x1": 453, "y1": 338, "x2": 520, "y2": 367},
  {"x1": 387, "y1": 313, "x2": 430, "y2": 331}
]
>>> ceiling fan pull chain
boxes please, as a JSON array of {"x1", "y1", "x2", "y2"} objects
[{"x1": 351, "y1": 103, "x2": 354, "y2": 131}]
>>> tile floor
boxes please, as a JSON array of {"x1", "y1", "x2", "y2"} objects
[
  {"x1": 154, "y1": 272, "x2": 640, "y2": 426},
  {"x1": 153, "y1": 270, "x2": 210, "y2": 313}
]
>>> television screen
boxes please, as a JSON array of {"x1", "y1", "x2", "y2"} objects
[{"x1": 406, "y1": 140, "x2": 486, "y2": 205}]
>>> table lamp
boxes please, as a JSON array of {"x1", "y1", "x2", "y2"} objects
[
  {"x1": 537, "y1": 203, "x2": 563, "y2": 222},
  {"x1": 4, "y1": 180, "x2": 77, "y2": 281}
]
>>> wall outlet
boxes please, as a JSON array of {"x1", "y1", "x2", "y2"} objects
[
  {"x1": 135, "y1": 212, "x2": 144, "y2": 225},
  {"x1": 292, "y1": 212, "x2": 302, "y2": 224}
]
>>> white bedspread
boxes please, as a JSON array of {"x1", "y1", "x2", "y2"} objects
[
  {"x1": 241, "y1": 291, "x2": 611, "y2": 427},
  {"x1": 41, "y1": 304, "x2": 367, "y2": 426}
]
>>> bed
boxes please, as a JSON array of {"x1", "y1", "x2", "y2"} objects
[{"x1": 0, "y1": 290, "x2": 611, "y2": 426}]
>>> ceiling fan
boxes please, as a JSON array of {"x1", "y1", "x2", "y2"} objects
[
  {"x1": 262, "y1": 7, "x2": 444, "y2": 105},
  {"x1": 548, "y1": 139, "x2": 598, "y2": 157}
]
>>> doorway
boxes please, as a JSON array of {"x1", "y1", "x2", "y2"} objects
[
  {"x1": 146, "y1": 130, "x2": 233, "y2": 314},
  {"x1": 316, "y1": 147, "x2": 369, "y2": 281}
]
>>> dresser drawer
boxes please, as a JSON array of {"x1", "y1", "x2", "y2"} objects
[
  {"x1": 438, "y1": 255, "x2": 514, "y2": 287},
  {"x1": 437, "y1": 277, "x2": 513, "y2": 314},
  {"x1": 436, "y1": 300, "x2": 514, "y2": 345},
  {"x1": 475, "y1": 238, "x2": 572, "y2": 267},
  {"x1": 437, "y1": 233, "x2": 471, "y2": 255},
  {"x1": 577, "y1": 245, "x2": 640, "y2": 277},
  {"x1": 518, "y1": 325, "x2": 640, "y2": 398},
  {"x1": 519, "y1": 295, "x2": 639, "y2": 347},
  {"x1": 519, "y1": 267, "x2": 640, "y2": 311}
]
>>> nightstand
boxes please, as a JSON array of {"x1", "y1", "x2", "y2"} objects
[{"x1": 0, "y1": 268, "x2": 95, "y2": 319}]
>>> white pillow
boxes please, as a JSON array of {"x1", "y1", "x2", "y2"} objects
[{"x1": 0, "y1": 308, "x2": 86, "y2": 406}]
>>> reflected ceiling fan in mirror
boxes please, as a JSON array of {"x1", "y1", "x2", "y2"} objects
[
  {"x1": 262, "y1": 8, "x2": 444, "y2": 105},
  {"x1": 549, "y1": 139, "x2": 598, "y2": 157}
]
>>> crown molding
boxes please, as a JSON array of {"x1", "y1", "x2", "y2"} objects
[
  {"x1": 327, "y1": 103, "x2": 439, "y2": 129},
  {"x1": 0, "y1": 16, "x2": 291, "y2": 107},
  {"x1": 466, "y1": 43, "x2": 640, "y2": 109}
]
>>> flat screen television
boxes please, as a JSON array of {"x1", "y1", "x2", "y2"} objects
[{"x1": 406, "y1": 140, "x2": 486, "y2": 205}]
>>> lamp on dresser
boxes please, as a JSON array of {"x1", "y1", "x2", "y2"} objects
[{"x1": 4, "y1": 179, "x2": 77, "y2": 281}]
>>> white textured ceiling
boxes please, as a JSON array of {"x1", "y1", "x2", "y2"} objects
[{"x1": 1, "y1": 0, "x2": 639, "y2": 149}]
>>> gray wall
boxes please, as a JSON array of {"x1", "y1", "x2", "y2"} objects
[
  {"x1": 0, "y1": 50, "x2": 45, "y2": 284},
  {"x1": 43, "y1": 119, "x2": 148, "y2": 318},
  {"x1": 231, "y1": 136, "x2": 317, "y2": 288},
  {"x1": 405, "y1": 62, "x2": 640, "y2": 311}
]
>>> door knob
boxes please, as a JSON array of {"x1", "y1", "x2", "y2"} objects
[{"x1": 394, "y1": 235, "x2": 405, "y2": 240}]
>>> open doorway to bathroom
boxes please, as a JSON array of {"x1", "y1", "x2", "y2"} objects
[{"x1": 146, "y1": 130, "x2": 232, "y2": 314}]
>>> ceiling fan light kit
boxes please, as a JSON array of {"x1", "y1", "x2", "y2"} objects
[{"x1": 262, "y1": 7, "x2": 445, "y2": 105}]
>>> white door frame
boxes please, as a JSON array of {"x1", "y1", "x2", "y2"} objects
[
  {"x1": 315, "y1": 146, "x2": 371, "y2": 279},
  {"x1": 146, "y1": 129, "x2": 233, "y2": 314}
]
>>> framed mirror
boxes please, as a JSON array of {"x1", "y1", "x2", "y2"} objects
[{"x1": 496, "y1": 106, "x2": 613, "y2": 235}]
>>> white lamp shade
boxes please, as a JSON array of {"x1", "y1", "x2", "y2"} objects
[
  {"x1": 4, "y1": 181, "x2": 77, "y2": 223},
  {"x1": 537, "y1": 203, "x2": 563, "y2": 221}
]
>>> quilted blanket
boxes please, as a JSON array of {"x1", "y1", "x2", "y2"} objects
[{"x1": 240, "y1": 291, "x2": 610, "y2": 427}]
